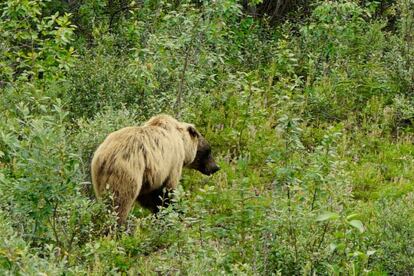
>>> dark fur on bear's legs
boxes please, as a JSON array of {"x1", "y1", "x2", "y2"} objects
[{"x1": 137, "y1": 188, "x2": 171, "y2": 213}]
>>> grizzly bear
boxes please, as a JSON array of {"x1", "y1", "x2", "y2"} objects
[{"x1": 91, "y1": 114, "x2": 220, "y2": 224}]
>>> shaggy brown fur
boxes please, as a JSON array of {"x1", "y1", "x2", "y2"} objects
[{"x1": 91, "y1": 114, "x2": 219, "y2": 224}]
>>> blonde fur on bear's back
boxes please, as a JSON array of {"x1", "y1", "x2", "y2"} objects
[{"x1": 91, "y1": 114, "x2": 199, "y2": 224}]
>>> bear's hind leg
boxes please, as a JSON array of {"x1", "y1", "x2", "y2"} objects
[
  {"x1": 109, "y1": 173, "x2": 142, "y2": 225},
  {"x1": 114, "y1": 193, "x2": 137, "y2": 225}
]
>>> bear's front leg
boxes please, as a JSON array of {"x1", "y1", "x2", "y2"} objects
[
  {"x1": 137, "y1": 188, "x2": 171, "y2": 213},
  {"x1": 164, "y1": 167, "x2": 181, "y2": 190},
  {"x1": 137, "y1": 172, "x2": 181, "y2": 213}
]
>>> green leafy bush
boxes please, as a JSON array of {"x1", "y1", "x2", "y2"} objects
[
  {"x1": 368, "y1": 194, "x2": 414, "y2": 273},
  {"x1": 1, "y1": 0, "x2": 414, "y2": 274},
  {"x1": 0, "y1": 0, "x2": 75, "y2": 84},
  {"x1": 299, "y1": 1, "x2": 396, "y2": 121}
]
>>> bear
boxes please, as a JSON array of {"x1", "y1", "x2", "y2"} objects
[{"x1": 91, "y1": 114, "x2": 220, "y2": 224}]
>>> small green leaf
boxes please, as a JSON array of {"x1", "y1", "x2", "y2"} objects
[
  {"x1": 346, "y1": 213, "x2": 359, "y2": 220},
  {"x1": 348, "y1": 219, "x2": 364, "y2": 233},
  {"x1": 350, "y1": 251, "x2": 365, "y2": 258},
  {"x1": 336, "y1": 243, "x2": 346, "y2": 251},
  {"x1": 316, "y1": 211, "x2": 339, "y2": 222}
]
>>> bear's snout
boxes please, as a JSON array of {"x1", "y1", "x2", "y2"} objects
[
  {"x1": 204, "y1": 164, "x2": 220, "y2": 176},
  {"x1": 211, "y1": 165, "x2": 220, "y2": 174}
]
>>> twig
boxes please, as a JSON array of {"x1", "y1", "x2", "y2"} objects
[
  {"x1": 174, "y1": 43, "x2": 191, "y2": 118},
  {"x1": 286, "y1": 186, "x2": 299, "y2": 263},
  {"x1": 238, "y1": 78, "x2": 254, "y2": 155},
  {"x1": 174, "y1": 15, "x2": 203, "y2": 118},
  {"x1": 108, "y1": 0, "x2": 143, "y2": 31}
]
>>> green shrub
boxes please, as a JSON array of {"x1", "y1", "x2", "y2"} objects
[
  {"x1": 0, "y1": 0, "x2": 413, "y2": 274},
  {"x1": 0, "y1": 211, "x2": 70, "y2": 274},
  {"x1": 65, "y1": 46, "x2": 174, "y2": 119},
  {"x1": 0, "y1": 105, "x2": 117, "y2": 253},
  {"x1": 386, "y1": 0, "x2": 414, "y2": 96},
  {"x1": 0, "y1": 0, "x2": 75, "y2": 84},
  {"x1": 298, "y1": 1, "x2": 396, "y2": 121},
  {"x1": 368, "y1": 194, "x2": 414, "y2": 274}
]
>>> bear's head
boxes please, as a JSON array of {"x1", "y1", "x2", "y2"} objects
[
  {"x1": 146, "y1": 114, "x2": 220, "y2": 176},
  {"x1": 186, "y1": 126, "x2": 220, "y2": 176}
]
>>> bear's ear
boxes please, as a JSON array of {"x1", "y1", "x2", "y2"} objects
[{"x1": 187, "y1": 125, "x2": 199, "y2": 138}]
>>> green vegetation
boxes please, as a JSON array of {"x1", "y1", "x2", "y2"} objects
[{"x1": 1, "y1": 0, "x2": 413, "y2": 274}]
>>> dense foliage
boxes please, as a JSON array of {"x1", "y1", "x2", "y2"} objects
[{"x1": 1, "y1": 0, "x2": 413, "y2": 274}]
